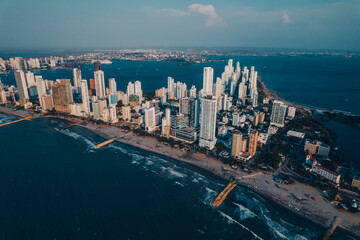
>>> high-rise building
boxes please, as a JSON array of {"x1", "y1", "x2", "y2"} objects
[
  {"x1": 52, "y1": 79, "x2": 73, "y2": 113},
  {"x1": 89, "y1": 79, "x2": 95, "y2": 89},
  {"x1": 80, "y1": 80, "x2": 90, "y2": 115},
  {"x1": 109, "y1": 78, "x2": 117, "y2": 94},
  {"x1": 14, "y1": 70, "x2": 29, "y2": 100},
  {"x1": 202, "y1": 67, "x2": 214, "y2": 96},
  {"x1": 122, "y1": 106, "x2": 131, "y2": 121},
  {"x1": 238, "y1": 82, "x2": 247, "y2": 99},
  {"x1": 127, "y1": 82, "x2": 135, "y2": 96},
  {"x1": 35, "y1": 76, "x2": 46, "y2": 98},
  {"x1": 167, "y1": 77, "x2": 175, "y2": 99},
  {"x1": 73, "y1": 68, "x2": 82, "y2": 93},
  {"x1": 270, "y1": 100, "x2": 287, "y2": 127},
  {"x1": 93, "y1": 61, "x2": 101, "y2": 71},
  {"x1": 145, "y1": 107, "x2": 156, "y2": 132},
  {"x1": 25, "y1": 71, "x2": 35, "y2": 87},
  {"x1": 94, "y1": 70, "x2": 105, "y2": 98},
  {"x1": 248, "y1": 129, "x2": 258, "y2": 156},
  {"x1": 134, "y1": 80, "x2": 143, "y2": 102},
  {"x1": 231, "y1": 131, "x2": 243, "y2": 157},
  {"x1": 39, "y1": 94, "x2": 54, "y2": 112},
  {"x1": 199, "y1": 96, "x2": 217, "y2": 149},
  {"x1": 189, "y1": 85, "x2": 197, "y2": 98}
]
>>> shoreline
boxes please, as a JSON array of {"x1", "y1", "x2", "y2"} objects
[
  {"x1": 43, "y1": 115, "x2": 360, "y2": 237},
  {"x1": 1, "y1": 112, "x2": 360, "y2": 237},
  {"x1": 258, "y1": 77, "x2": 360, "y2": 118}
]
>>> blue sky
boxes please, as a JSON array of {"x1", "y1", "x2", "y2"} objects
[{"x1": 1, "y1": 0, "x2": 359, "y2": 50}]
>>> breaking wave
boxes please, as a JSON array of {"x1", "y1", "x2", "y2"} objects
[
  {"x1": 56, "y1": 128, "x2": 95, "y2": 149},
  {"x1": 218, "y1": 211, "x2": 263, "y2": 240},
  {"x1": 233, "y1": 202, "x2": 256, "y2": 220}
]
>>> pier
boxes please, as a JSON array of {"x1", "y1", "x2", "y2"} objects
[
  {"x1": 93, "y1": 132, "x2": 132, "y2": 149},
  {"x1": 0, "y1": 116, "x2": 32, "y2": 127},
  {"x1": 212, "y1": 179, "x2": 239, "y2": 207},
  {"x1": 322, "y1": 217, "x2": 341, "y2": 240},
  {"x1": 59, "y1": 121, "x2": 83, "y2": 130}
]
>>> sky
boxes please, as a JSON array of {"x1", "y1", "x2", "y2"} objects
[{"x1": 0, "y1": 0, "x2": 359, "y2": 50}]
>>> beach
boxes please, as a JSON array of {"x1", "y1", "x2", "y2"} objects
[
  {"x1": 1, "y1": 99, "x2": 359, "y2": 237},
  {"x1": 41, "y1": 114, "x2": 360, "y2": 237}
]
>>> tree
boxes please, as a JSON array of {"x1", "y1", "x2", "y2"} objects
[
  {"x1": 215, "y1": 142, "x2": 227, "y2": 152},
  {"x1": 117, "y1": 100, "x2": 123, "y2": 108}
]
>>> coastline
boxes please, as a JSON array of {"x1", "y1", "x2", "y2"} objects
[
  {"x1": 43, "y1": 115, "x2": 360, "y2": 237},
  {"x1": 1, "y1": 108, "x2": 360, "y2": 237}
]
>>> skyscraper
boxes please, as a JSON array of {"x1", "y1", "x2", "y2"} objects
[
  {"x1": 167, "y1": 77, "x2": 175, "y2": 99},
  {"x1": 199, "y1": 96, "x2": 217, "y2": 149},
  {"x1": 52, "y1": 79, "x2": 73, "y2": 113},
  {"x1": 73, "y1": 68, "x2": 82, "y2": 93},
  {"x1": 189, "y1": 85, "x2": 197, "y2": 98},
  {"x1": 270, "y1": 100, "x2": 287, "y2": 127},
  {"x1": 145, "y1": 107, "x2": 156, "y2": 132},
  {"x1": 35, "y1": 75, "x2": 46, "y2": 98},
  {"x1": 80, "y1": 80, "x2": 90, "y2": 115},
  {"x1": 93, "y1": 61, "x2": 101, "y2": 71},
  {"x1": 25, "y1": 71, "x2": 35, "y2": 87},
  {"x1": 14, "y1": 70, "x2": 29, "y2": 100},
  {"x1": 109, "y1": 78, "x2": 117, "y2": 94},
  {"x1": 94, "y1": 70, "x2": 105, "y2": 98},
  {"x1": 248, "y1": 129, "x2": 258, "y2": 156},
  {"x1": 134, "y1": 80, "x2": 143, "y2": 102},
  {"x1": 202, "y1": 67, "x2": 214, "y2": 96},
  {"x1": 231, "y1": 131, "x2": 243, "y2": 157}
]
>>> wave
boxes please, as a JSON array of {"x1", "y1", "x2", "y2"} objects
[
  {"x1": 160, "y1": 166, "x2": 186, "y2": 179},
  {"x1": 0, "y1": 114, "x2": 18, "y2": 124},
  {"x1": 174, "y1": 181, "x2": 184, "y2": 187},
  {"x1": 192, "y1": 178, "x2": 199, "y2": 183},
  {"x1": 56, "y1": 129, "x2": 95, "y2": 149},
  {"x1": 110, "y1": 145, "x2": 128, "y2": 155},
  {"x1": 233, "y1": 202, "x2": 256, "y2": 221},
  {"x1": 218, "y1": 211, "x2": 263, "y2": 240}
]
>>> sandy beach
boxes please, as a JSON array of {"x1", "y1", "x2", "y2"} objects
[
  {"x1": 1, "y1": 105, "x2": 359, "y2": 237},
  {"x1": 48, "y1": 115, "x2": 359, "y2": 237}
]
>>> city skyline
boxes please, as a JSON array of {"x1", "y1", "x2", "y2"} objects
[{"x1": 1, "y1": 1, "x2": 359, "y2": 51}]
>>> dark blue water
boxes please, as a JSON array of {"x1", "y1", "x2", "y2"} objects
[
  {"x1": 1, "y1": 56, "x2": 359, "y2": 166},
  {"x1": 1, "y1": 55, "x2": 360, "y2": 114},
  {"x1": 1, "y1": 114, "x2": 357, "y2": 239}
]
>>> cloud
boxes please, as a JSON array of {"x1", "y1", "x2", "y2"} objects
[
  {"x1": 282, "y1": 12, "x2": 290, "y2": 23},
  {"x1": 159, "y1": 8, "x2": 190, "y2": 17},
  {"x1": 188, "y1": 4, "x2": 227, "y2": 28}
]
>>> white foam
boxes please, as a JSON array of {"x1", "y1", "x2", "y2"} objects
[
  {"x1": 205, "y1": 187, "x2": 216, "y2": 195},
  {"x1": 110, "y1": 145, "x2": 128, "y2": 154},
  {"x1": 233, "y1": 202, "x2": 256, "y2": 220},
  {"x1": 160, "y1": 166, "x2": 186, "y2": 179},
  {"x1": 131, "y1": 160, "x2": 140, "y2": 165},
  {"x1": 57, "y1": 129, "x2": 95, "y2": 148},
  {"x1": 192, "y1": 178, "x2": 199, "y2": 183},
  {"x1": 263, "y1": 214, "x2": 291, "y2": 240},
  {"x1": 218, "y1": 211, "x2": 263, "y2": 240},
  {"x1": 174, "y1": 181, "x2": 184, "y2": 187}
]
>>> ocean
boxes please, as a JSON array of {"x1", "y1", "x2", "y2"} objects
[
  {"x1": 0, "y1": 114, "x2": 355, "y2": 239},
  {"x1": 1, "y1": 55, "x2": 359, "y2": 166},
  {"x1": 0, "y1": 55, "x2": 359, "y2": 239}
]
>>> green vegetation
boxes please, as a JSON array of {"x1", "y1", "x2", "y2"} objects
[{"x1": 215, "y1": 142, "x2": 227, "y2": 152}]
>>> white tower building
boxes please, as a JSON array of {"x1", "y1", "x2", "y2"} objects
[
  {"x1": 199, "y1": 96, "x2": 217, "y2": 149},
  {"x1": 94, "y1": 70, "x2": 105, "y2": 98},
  {"x1": 202, "y1": 67, "x2": 214, "y2": 96}
]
